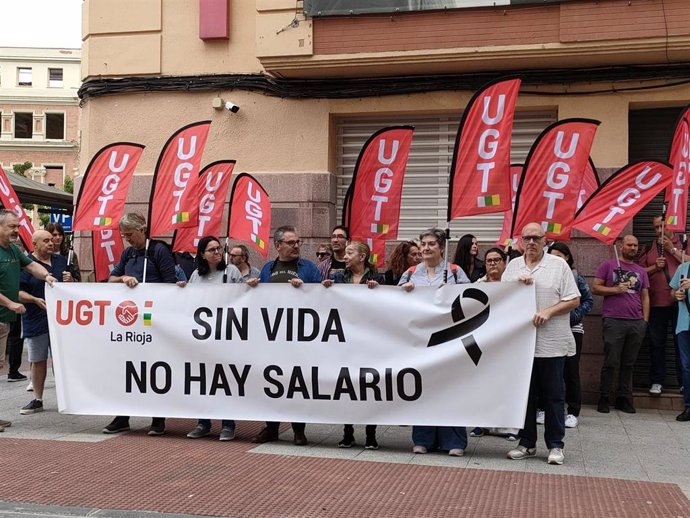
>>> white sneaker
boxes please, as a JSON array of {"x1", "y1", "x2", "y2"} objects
[
  {"x1": 649, "y1": 384, "x2": 662, "y2": 395},
  {"x1": 536, "y1": 410, "x2": 545, "y2": 425},
  {"x1": 26, "y1": 382, "x2": 33, "y2": 392},
  {"x1": 547, "y1": 448, "x2": 564, "y2": 465},
  {"x1": 564, "y1": 414, "x2": 578, "y2": 428},
  {"x1": 507, "y1": 445, "x2": 536, "y2": 460}
]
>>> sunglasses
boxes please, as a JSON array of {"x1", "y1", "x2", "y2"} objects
[{"x1": 316, "y1": 252, "x2": 331, "y2": 258}]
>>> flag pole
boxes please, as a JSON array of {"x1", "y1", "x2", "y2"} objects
[
  {"x1": 222, "y1": 236, "x2": 230, "y2": 284},
  {"x1": 613, "y1": 241, "x2": 623, "y2": 281},
  {"x1": 659, "y1": 202, "x2": 668, "y2": 257},
  {"x1": 142, "y1": 238, "x2": 150, "y2": 284},
  {"x1": 443, "y1": 225, "x2": 450, "y2": 284}
]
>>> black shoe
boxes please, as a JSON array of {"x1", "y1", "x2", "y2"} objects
[
  {"x1": 148, "y1": 418, "x2": 166, "y2": 436},
  {"x1": 597, "y1": 397, "x2": 610, "y2": 413},
  {"x1": 294, "y1": 430, "x2": 308, "y2": 446},
  {"x1": 7, "y1": 373, "x2": 27, "y2": 382},
  {"x1": 102, "y1": 416, "x2": 130, "y2": 434},
  {"x1": 676, "y1": 408, "x2": 690, "y2": 422},
  {"x1": 364, "y1": 436, "x2": 379, "y2": 450},
  {"x1": 20, "y1": 399, "x2": 43, "y2": 415},
  {"x1": 338, "y1": 435, "x2": 355, "y2": 448},
  {"x1": 614, "y1": 397, "x2": 636, "y2": 414},
  {"x1": 251, "y1": 427, "x2": 279, "y2": 443}
]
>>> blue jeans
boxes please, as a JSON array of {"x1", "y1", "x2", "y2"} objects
[
  {"x1": 519, "y1": 356, "x2": 566, "y2": 450},
  {"x1": 676, "y1": 331, "x2": 690, "y2": 409},
  {"x1": 412, "y1": 426, "x2": 467, "y2": 451},
  {"x1": 198, "y1": 419, "x2": 235, "y2": 429}
]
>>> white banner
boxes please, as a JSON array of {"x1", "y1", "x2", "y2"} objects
[{"x1": 46, "y1": 282, "x2": 536, "y2": 428}]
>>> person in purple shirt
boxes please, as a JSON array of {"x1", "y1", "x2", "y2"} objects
[{"x1": 592, "y1": 235, "x2": 650, "y2": 414}]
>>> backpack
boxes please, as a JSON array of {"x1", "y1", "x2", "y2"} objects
[{"x1": 403, "y1": 263, "x2": 459, "y2": 284}]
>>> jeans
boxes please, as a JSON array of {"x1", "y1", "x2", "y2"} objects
[
  {"x1": 648, "y1": 306, "x2": 682, "y2": 386},
  {"x1": 519, "y1": 356, "x2": 566, "y2": 450},
  {"x1": 199, "y1": 419, "x2": 235, "y2": 430},
  {"x1": 564, "y1": 332, "x2": 583, "y2": 416},
  {"x1": 600, "y1": 318, "x2": 647, "y2": 399},
  {"x1": 676, "y1": 331, "x2": 690, "y2": 409},
  {"x1": 7, "y1": 319, "x2": 23, "y2": 376},
  {"x1": 412, "y1": 426, "x2": 467, "y2": 451}
]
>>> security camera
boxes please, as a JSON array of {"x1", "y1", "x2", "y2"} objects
[{"x1": 224, "y1": 101, "x2": 240, "y2": 113}]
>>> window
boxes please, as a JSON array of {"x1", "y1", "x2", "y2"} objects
[
  {"x1": 45, "y1": 113, "x2": 65, "y2": 140},
  {"x1": 44, "y1": 165, "x2": 65, "y2": 187},
  {"x1": 14, "y1": 113, "x2": 33, "y2": 138},
  {"x1": 17, "y1": 67, "x2": 32, "y2": 86},
  {"x1": 335, "y1": 111, "x2": 557, "y2": 242},
  {"x1": 48, "y1": 68, "x2": 63, "y2": 88}
]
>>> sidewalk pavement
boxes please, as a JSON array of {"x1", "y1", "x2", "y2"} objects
[{"x1": 0, "y1": 368, "x2": 688, "y2": 517}]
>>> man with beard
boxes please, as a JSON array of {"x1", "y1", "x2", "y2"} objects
[
  {"x1": 502, "y1": 222, "x2": 580, "y2": 466},
  {"x1": 317, "y1": 225, "x2": 349, "y2": 280},
  {"x1": 229, "y1": 244, "x2": 261, "y2": 281},
  {"x1": 592, "y1": 235, "x2": 650, "y2": 414}
]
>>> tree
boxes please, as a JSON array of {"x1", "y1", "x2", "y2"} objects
[
  {"x1": 12, "y1": 161, "x2": 32, "y2": 177},
  {"x1": 63, "y1": 175, "x2": 74, "y2": 194}
]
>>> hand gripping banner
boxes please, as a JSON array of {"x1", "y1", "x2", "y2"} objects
[
  {"x1": 511, "y1": 119, "x2": 599, "y2": 240},
  {"x1": 0, "y1": 168, "x2": 34, "y2": 252},
  {"x1": 664, "y1": 107, "x2": 690, "y2": 231},
  {"x1": 148, "y1": 121, "x2": 211, "y2": 237},
  {"x1": 346, "y1": 126, "x2": 414, "y2": 264},
  {"x1": 73, "y1": 143, "x2": 145, "y2": 231},
  {"x1": 92, "y1": 229, "x2": 125, "y2": 282},
  {"x1": 573, "y1": 160, "x2": 674, "y2": 244},
  {"x1": 173, "y1": 161, "x2": 236, "y2": 253},
  {"x1": 448, "y1": 77, "x2": 521, "y2": 219},
  {"x1": 497, "y1": 164, "x2": 523, "y2": 246},
  {"x1": 227, "y1": 173, "x2": 271, "y2": 257}
]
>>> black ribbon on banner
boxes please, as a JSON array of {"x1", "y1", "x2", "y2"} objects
[{"x1": 427, "y1": 288, "x2": 490, "y2": 366}]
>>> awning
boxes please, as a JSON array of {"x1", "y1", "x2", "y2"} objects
[{"x1": 8, "y1": 174, "x2": 74, "y2": 211}]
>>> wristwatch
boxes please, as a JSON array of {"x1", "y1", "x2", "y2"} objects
[{"x1": 672, "y1": 247, "x2": 678, "y2": 254}]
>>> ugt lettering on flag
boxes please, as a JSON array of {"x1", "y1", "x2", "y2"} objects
[{"x1": 227, "y1": 173, "x2": 271, "y2": 258}]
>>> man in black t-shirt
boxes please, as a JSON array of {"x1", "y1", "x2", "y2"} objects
[{"x1": 317, "y1": 225, "x2": 349, "y2": 280}]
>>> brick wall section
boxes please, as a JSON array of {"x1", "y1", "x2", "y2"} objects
[{"x1": 313, "y1": 0, "x2": 690, "y2": 55}]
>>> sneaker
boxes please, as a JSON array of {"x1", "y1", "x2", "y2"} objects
[
  {"x1": 102, "y1": 417, "x2": 130, "y2": 434},
  {"x1": 564, "y1": 414, "x2": 578, "y2": 428},
  {"x1": 470, "y1": 427, "x2": 485, "y2": 437},
  {"x1": 507, "y1": 445, "x2": 536, "y2": 460},
  {"x1": 26, "y1": 382, "x2": 33, "y2": 392},
  {"x1": 597, "y1": 397, "x2": 610, "y2": 414},
  {"x1": 7, "y1": 373, "x2": 27, "y2": 382},
  {"x1": 364, "y1": 437, "x2": 379, "y2": 450},
  {"x1": 338, "y1": 436, "x2": 355, "y2": 448},
  {"x1": 448, "y1": 448, "x2": 464, "y2": 457},
  {"x1": 649, "y1": 383, "x2": 662, "y2": 395},
  {"x1": 219, "y1": 427, "x2": 236, "y2": 441},
  {"x1": 536, "y1": 410, "x2": 545, "y2": 425},
  {"x1": 412, "y1": 445, "x2": 427, "y2": 454},
  {"x1": 147, "y1": 418, "x2": 166, "y2": 436},
  {"x1": 0, "y1": 419, "x2": 12, "y2": 428},
  {"x1": 186, "y1": 425, "x2": 211, "y2": 439},
  {"x1": 506, "y1": 433, "x2": 518, "y2": 441},
  {"x1": 614, "y1": 397, "x2": 636, "y2": 414},
  {"x1": 547, "y1": 447, "x2": 564, "y2": 465},
  {"x1": 293, "y1": 430, "x2": 308, "y2": 446},
  {"x1": 676, "y1": 408, "x2": 690, "y2": 422},
  {"x1": 251, "y1": 427, "x2": 279, "y2": 443},
  {"x1": 20, "y1": 399, "x2": 43, "y2": 415}
]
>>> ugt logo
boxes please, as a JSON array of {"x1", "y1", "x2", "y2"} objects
[
  {"x1": 56, "y1": 299, "x2": 154, "y2": 327},
  {"x1": 427, "y1": 288, "x2": 490, "y2": 365}
]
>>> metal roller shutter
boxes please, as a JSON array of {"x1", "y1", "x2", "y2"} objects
[{"x1": 335, "y1": 111, "x2": 557, "y2": 243}]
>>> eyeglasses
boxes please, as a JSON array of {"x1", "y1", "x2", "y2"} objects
[
  {"x1": 522, "y1": 235, "x2": 544, "y2": 243},
  {"x1": 229, "y1": 253, "x2": 244, "y2": 258},
  {"x1": 485, "y1": 257, "x2": 504, "y2": 264},
  {"x1": 331, "y1": 234, "x2": 347, "y2": 240},
  {"x1": 205, "y1": 247, "x2": 222, "y2": 254},
  {"x1": 281, "y1": 239, "x2": 301, "y2": 247},
  {"x1": 316, "y1": 252, "x2": 331, "y2": 258}
]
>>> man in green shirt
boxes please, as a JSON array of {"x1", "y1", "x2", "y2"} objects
[{"x1": 0, "y1": 210, "x2": 57, "y2": 431}]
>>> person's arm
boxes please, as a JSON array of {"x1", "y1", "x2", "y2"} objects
[
  {"x1": 591, "y1": 277, "x2": 628, "y2": 296},
  {"x1": 641, "y1": 288, "x2": 650, "y2": 322},
  {"x1": 533, "y1": 297, "x2": 580, "y2": 327},
  {"x1": 18, "y1": 290, "x2": 46, "y2": 311},
  {"x1": 571, "y1": 276, "x2": 594, "y2": 326},
  {"x1": 24, "y1": 262, "x2": 57, "y2": 286}
]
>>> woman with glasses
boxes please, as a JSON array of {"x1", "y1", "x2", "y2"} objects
[
  {"x1": 323, "y1": 241, "x2": 384, "y2": 449},
  {"x1": 453, "y1": 234, "x2": 486, "y2": 283},
  {"x1": 384, "y1": 241, "x2": 421, "y2": 286},
  {"x1": 399, "y1": 228, "x2": 470, "y2": 457},
  {"x1": 183, "y1": 236, "x2": 242, "y2": 441}
]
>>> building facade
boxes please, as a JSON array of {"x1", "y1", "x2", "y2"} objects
[{"x1": 79, "y1": 0, "x2": 690, "y2": 403}]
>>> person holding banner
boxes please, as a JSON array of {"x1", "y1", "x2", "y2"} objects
[
  {"x1": 0, "y1": 210, "x2": 57, "y2": 430},
  {"x1": 317, "y1": 226, "x2": 349, "y2": 281},
  {"x1": 398, "y1": 228, "x2": 469, "y2": 457},
  {"x1": 18, "y1": 230, "x2": 72, "y2": 415},
  {"x1": 502, "y1": 223, "x2": 580, "y2": 466},
  {"x1": 102, "y1": 213, "x2": 177, "y2": 436},
  {"x1": 229, "y1": 244, "x2": 261, "y2": 281},
  {"x1": 452, "y1": 234, "x2": 486, "y2": 283},
  {"x1": 669, "y1": 260, "x2": 690, "y2": 422},
  {"x1": 46, "y1": 222, "x2": 81, "y2": 282},
  {"x1": 248, "y1": 225, "x2": 321, "y2": 446},
  {"x1": 383, "y1": 241, "x2": 421, "y2": 286},
  {"x1": 592, "y1": 235, "x2": 649, "y2": 415},
  {"x1": 183, "y1": 236, "x2": 241, "y2": 440},
  {"x1": 323, "y1": 241, "x2": 383, "y2": 449}
]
